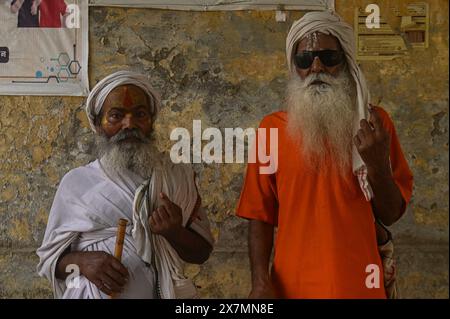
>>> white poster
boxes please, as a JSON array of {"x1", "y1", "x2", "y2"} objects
[
  {"x1": 0, "y1": 0, "x2": 89, "y2": 96},
  {"x1": 88, "y1": 0, "x2": 334, "y2": 11}
]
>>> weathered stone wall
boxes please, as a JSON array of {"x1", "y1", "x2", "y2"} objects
[{"x1": 0, "y1": 0, "x2": 448, "y2": 298}]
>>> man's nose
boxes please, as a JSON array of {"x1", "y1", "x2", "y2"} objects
[
  {"x1": 122, "y1": 114, "x2": 137, "y2": 129},
  {"x1": 310, "y1": 56, "x2": 325, "y2": 73}
]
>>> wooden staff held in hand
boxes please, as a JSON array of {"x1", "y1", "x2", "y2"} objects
[{"x1": 110, "y1": 218, "x2": 128, "y2": 299}]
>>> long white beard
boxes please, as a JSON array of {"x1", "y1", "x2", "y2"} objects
[
  {"x1": 95, "y1": 129, "x2": 161, "y2": 180},
  {"x1": 286, "y1": 69, "x2": 356, "y2": 175}
]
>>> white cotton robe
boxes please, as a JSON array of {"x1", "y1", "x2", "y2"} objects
[{"x1": 36, "y1": 160, "x2": 213, "y2": 299}]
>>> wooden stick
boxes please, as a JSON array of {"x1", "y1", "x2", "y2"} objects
[{"x1": 110, "y1": 218, "x2": 128, "y2": 299}]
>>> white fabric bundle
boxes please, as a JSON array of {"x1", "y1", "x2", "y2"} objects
[
  {"x1": 132, "y1": 162, "x2": 214, "y2": 299},
  {"x1": 285, "y1": 10, "x2": 373, "y2": 200},
  {"x1": 85, "y1": 70, "x2": 162, "y2": 132}
]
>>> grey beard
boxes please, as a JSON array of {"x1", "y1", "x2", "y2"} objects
[
  {"x1": 95, "y1": 129, "x2": 161, "y2": 180},
  {"x1": 286, "y1": 69, "x2": 356, "y2": 175}
]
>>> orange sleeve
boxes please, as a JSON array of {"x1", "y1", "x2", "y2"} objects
[
  {"x1": 236, "y1": 116, "x2": 279, "y2": 226},
  {"x1": 376, "y1": 107, "x2": 414, "y2": 215}
]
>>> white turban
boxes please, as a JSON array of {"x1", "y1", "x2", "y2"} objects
[
  {"x1": 85, "y1": 70, "x2": 162, "y2": 132},
  {"x1": 286, "y1": 10, "x2": 374, "y2": 201}
]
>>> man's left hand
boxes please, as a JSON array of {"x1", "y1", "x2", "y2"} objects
[
  {"x1": 354, "y1": 106, "x2": 391, "y2": 176},
  {"x1": 149, "y1": 192, "x2": 183, "y2": 238}
]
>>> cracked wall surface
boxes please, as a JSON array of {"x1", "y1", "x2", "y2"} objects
[{"x1": 0, "y1": 0, "x2": 448, "y2": 298}]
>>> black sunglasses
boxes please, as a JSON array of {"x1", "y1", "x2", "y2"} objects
[{"x1": 294, "y1": 50, "x2": 345, "y2": 69}]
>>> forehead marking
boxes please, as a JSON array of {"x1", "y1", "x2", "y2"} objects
[{"x1": 123, "y1": 86, "x2": 134, "y2": 108}]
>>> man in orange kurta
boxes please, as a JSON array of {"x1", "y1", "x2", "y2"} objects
[{"x1": 236, "y1": 11, "x2": 413, "y2": 299}]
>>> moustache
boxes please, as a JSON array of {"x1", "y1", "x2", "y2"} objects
[
  {"x1": 109, "y1": 128, "x2": 149, "y2": 144},
  {"x1": 301, "y1": 73, "x2": 334, "y2": 88}
]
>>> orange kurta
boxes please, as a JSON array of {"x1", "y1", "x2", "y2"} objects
[{"x1": 236, "y1": 107, "x2": 413, "y2": 299}]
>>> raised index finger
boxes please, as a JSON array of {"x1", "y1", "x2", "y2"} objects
[{"x1": 369, "y1": 107, "x2": 383, "y2": 133}]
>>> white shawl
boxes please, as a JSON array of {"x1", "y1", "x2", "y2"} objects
[{"x1": 132, "y1": 162, "x2": 214, "y2": 299}]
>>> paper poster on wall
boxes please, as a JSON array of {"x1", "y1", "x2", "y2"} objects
[
  {"x1": 0, "y1": 0, "x2": 89, "y2": 96},
  {"x1": 88, "y1": 0, "x2": 334, "y2": 11}
]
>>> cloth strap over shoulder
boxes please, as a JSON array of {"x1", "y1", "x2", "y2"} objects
[{"x1": 132, "y1": 163, "x2": 213, "y2": 299}]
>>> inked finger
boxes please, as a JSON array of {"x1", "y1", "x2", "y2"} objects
[
  {"x1": 357, "y1": 129, "x2": 366, "y2": 142},
  {"x1": 369, "y1": 108, "x2": 383, "y2": 133},
  {"x1": 360, "y1": 119, "x2": 373, "y2": 135},
  {"x1": 354, "y1": 135, "x2": 362, "y2": 148}
]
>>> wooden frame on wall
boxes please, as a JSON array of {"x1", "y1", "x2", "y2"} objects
[{"x1": 88, "y1": 0, "x2": 335, "y2": 11}]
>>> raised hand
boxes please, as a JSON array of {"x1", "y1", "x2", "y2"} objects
[
  {"x1": 354, "y1": 106, "x2": 391, "y2": 177},
  {"x1": 149, "y1": 192, "x2": 183, "y2": 239}
]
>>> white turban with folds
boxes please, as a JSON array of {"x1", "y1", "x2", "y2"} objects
[
  {"x1": 286, "y1": 10, "x2": 374, "y2": 201},
  {"x1": 85, "y1": 70, "x2": 161, "y2": 132}
]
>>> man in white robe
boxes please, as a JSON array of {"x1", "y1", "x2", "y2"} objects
[{"x1": 37, "y1": 70, "x2": 214, "y2": 299}]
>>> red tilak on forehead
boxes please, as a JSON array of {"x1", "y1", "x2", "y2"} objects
[{"x1": 123, "y1": 86, "x2": 133, "y2": 107}]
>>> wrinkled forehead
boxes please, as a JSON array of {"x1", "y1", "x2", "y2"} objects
[
  {"x1": 104, "y1": 84, "x2": 150, "y2": 108},
  {"x1": 296, "y1": 32, "x2": 342, "y2": 52}
]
